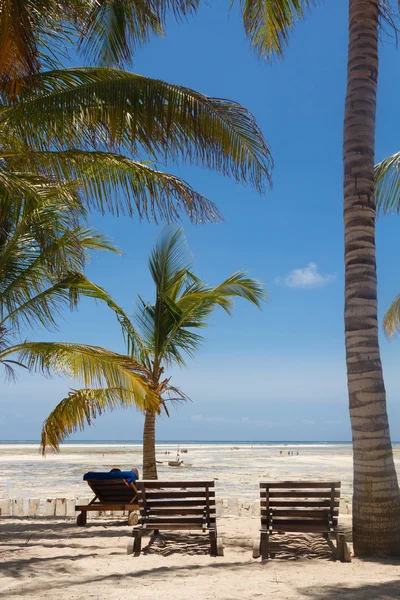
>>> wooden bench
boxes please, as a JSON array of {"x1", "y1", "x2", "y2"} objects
[
  {"x1": 253, "y1": 481, "x2": 350, "y2": 561},
  {"x1": 127, "y1": 480, "x2": 223, "y2": 556},
  {"x1": 76, "y1": 477, "x2": 139, "y2": 526}
]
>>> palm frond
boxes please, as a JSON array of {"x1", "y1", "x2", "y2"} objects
[
  {"x1": 1, "y1": 271, "x2": 125, "y2": 335},
  {"x1": 383, "y1": 295, "x2": 400, "y2": 338},
  {"x1": 1, "y1": 341, "x2": 156, "y2": 406},
  {"x1": 10, "y1": 150, "x2": 222, "y2": 223},
  {"x1": 375, "y1": 152, "x2": 400, "y2": 214},
  {"x1": 41, "y1": 386, "x2": 157, "y2": 453},
  {"x1": 80, "y1": 0, "x2": 200, "y2": 67},
  {"x1": 80, "y1": 0, "x2": 163, "y2": 67},
  {"x1": 0, "y1": 0, "x2": 39, "y2": 90},
  {"x1": 149, "y1": 227, "x2": 192, "y2": 292},
  {"x1": 5, "y1": 68, "x2": 272, "y2": 194},
  {"x1": 237, "y1": 0, "x2": 320, "y2": 59},
  {"x1": 0, "y1": 0, "x2": 83, "y2": 95}
]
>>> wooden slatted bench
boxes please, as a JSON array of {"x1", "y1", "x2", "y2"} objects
[
  {"x1": 253, "y1": 481, "x2": 350, "y2": 561},
  {"x1": 127, "y1": 480, "x2": 223, "y2": 556},
  {"x1": 76, "y1": 476, "x2": 139, "y2": 526}
]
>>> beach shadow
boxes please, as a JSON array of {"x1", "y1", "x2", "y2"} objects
[
  {"x1": 0, "y1": 560, "x2": 258, "y2": 597},
  {"x1": 299, "y1": 580, "x2": 400, "y2": 599},
  {"x1": 142, "y1": 532, "x2": 211, "y2": 557},
  {"x1": 253, "y1": 532, "x2": 343, "y2": 561},
  {"x1": 0, "y1": 553, "x2": 99, "y2": 578},
  {"x1": 0, "y1": 520, "x2": 131, "y2": 542}
]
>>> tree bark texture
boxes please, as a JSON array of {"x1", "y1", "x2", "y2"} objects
[
  {"x1": 344, "y1": 0, "x2": 400, "y2": 556},
  {"x1": 142, "y1": 410, "x2": 158, "y2": 479}
]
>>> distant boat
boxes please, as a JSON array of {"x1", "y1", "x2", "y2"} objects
[
  {"x1": 168, "y1": 459, "x2": 183, "y2": 467},
  {"x1": 168, "y1": 444, "x2": 184, "y2": 467}
]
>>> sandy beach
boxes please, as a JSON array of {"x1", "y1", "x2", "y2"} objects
[
  {"x1": 2, "y1": 442, "x2": 400, "y2": 599},
  {"x1": 2, "y1": 515, "x2": 400, "y2": 600}
]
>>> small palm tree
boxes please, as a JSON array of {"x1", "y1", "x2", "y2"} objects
[
  {"x1": 0, "y1": 179, "x2": 157, "y2": 414},
  {"x1": 41, "y1": 226, "x2": 265, "y2": 478}
]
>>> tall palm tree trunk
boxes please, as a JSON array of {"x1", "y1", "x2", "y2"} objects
[
  {"x1": 344, "y1": 0, "x2": 400, "y2": 556},
  {"x1": 143, "y1": 410, "x2": 158, "y2": 479}
]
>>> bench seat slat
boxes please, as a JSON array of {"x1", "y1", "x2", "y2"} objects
[
  {"x1": 267, "y1": 491, "x2": 340, "y2": 498},
  {"x1": 142, "y1": 491, "x2": 215, "y2": 500},
  {"x1": 261, "y1": 500, "x2": 340, "y2": 508},
  {"x1": 261, "y1": 509, "x2": 338, "y2": 518},
  {"x1": 260, "y1": 482, "x2": 340, "y2": 489},
  {"x1": 145, "y1": 507, "x2": 215, "y2": 515},
  {"x1": 267, "y1": 524, "x2": 335, "y2": 533},
  {"x1": 137, "y1": 480, "x2": 214, "y2": 488},
  {"x1": 146, "y1": 499, "x2": 215, "y2": 508},
  {"x1": 262, "y1": 518, "x2": 338, "y2": 527},
  {"x1": 141, "y1": 516, "x2": 206, "y2": 524}
]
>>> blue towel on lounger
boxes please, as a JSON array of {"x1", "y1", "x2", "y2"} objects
[{"x1": 83, "y1": 471, "x2": 138, "y2": 483}]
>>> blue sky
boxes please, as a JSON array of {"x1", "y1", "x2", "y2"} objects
[{"x1": 2, "y1": 1, "x2": 400, "y2": 442}]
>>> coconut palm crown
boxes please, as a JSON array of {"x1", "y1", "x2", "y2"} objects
[{"x1": 41, "y1": 226, "x2": 266, "y2": 478}]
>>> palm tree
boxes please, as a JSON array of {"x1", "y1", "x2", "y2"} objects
[
  {"x1": 40, "y1": 226, "x2": 265, "y2": 478},
  {"x1": 220, "y1": 1, "x2": 400, "y2": 556},
  {"x1": 0, "y1": 177, "x2": 158, "y2": 415}
]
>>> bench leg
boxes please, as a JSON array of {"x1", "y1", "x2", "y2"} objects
[
  {"x1": 252, "y1": 537, "x2": 261, "y2": 559},
  {"x1": 209, "y1": 529, "x2": 218, "y2": 556},
  {"x1": 336, "y1": 532, "x2": 351, "y2": 562},
  {"x1": 260, "y1": 530, "x2": 269, "y2": 561},
  {"x1": 76, "y1": 511, "x2": 87, "y2": 526},
  {"x1": 127, "y1": 531, "x2": 143, "y2": 556}
]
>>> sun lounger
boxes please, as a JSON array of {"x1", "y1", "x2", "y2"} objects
[
  {"x1": 75, "y1": 471, "x2": 139, "y2": 526},
  {"x1": 253, "y1": 481, "x2": 351, "y2": 561},
  {"x1": 127, "y1": 480, "x2": 223, "y2": 556}
]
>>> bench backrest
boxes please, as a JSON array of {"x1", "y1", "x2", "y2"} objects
[
  {"x1": 87, "y1": 478, "x2": 138, "y2": 503},
  {"x1": 260, "y1": 481, "x2": 341, "y2": 533},
  {"x1": 136, "y1": 480, "x2": 216, "y2": 530}
]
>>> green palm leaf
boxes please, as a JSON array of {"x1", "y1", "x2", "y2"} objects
[
  {"x1": 1, "y1": 271, "x2": 125, "y2": 335},
  {"x1": 384, "y1": 295, "x2": 400, "y2": 338},
  {"x1": 236, "y1": 0, "x2": 321, "y2": 59},
  {"x1": 375, "y1": 152, "x2": 400, "y2": 214},
  {"x1": 41, "y1": 386, "x2": 154, "y2": 453},
  {"x1": 1, "y1": 341, "x2": 155, "y2": 403},
  {"x1": 5, "y1": 68, "x2": 272, "y2": 195},
  {"x1": 9, "y1": 150, "x2": 222, "y2": 222},
  {"x1": 80, "y1": 0, "x2": 163, "y2": 67}
]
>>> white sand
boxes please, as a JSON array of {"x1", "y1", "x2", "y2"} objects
[{"x1": 1, "y1": 515, "x2": 400, "y2": 599}]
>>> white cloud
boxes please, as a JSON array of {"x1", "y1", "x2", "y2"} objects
[
  {"x1": 301, "y1": 419, "x2": 315, "y2": 425},
  {"x1": 274, "y1": 263, "x2": 336, "y2": 289}
]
